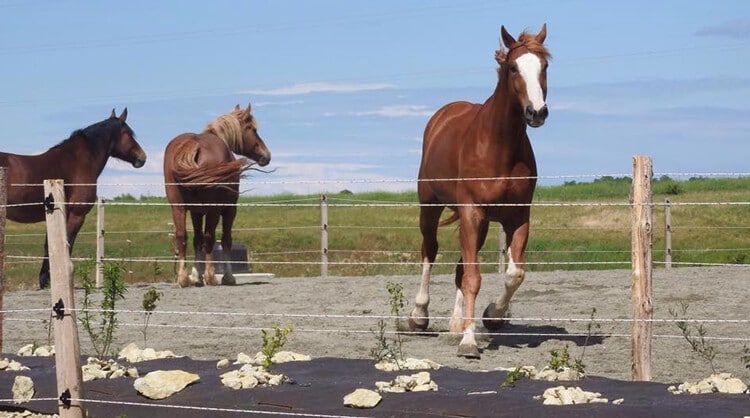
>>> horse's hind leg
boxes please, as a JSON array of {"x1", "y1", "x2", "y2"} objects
[
  {"x1": 171, "y1": 206, "x2": 191, "y2": 288},
  {"x1": 190, "y1": 212, "x2": 206, "y2": 286},
  {"x1": 219, "y1": 207, "x2": 237, "y2": 286},
  {"x1": 408, "y1": 205, "x2": 444, "y2": 331},
  {"x1": 483, "y1": 219, "x2": 529, "y2": 331},
  {"x1": 202, "y1": 213, "x2": 221, "y2": 286}
]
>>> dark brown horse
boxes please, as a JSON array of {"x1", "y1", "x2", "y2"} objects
[
  {"x1": 409, "y1": 25, "x2": 550, "y2": 358},
  {"x1": 164, "y1": 103, "x2": 271, "y2": 288},
  {"x1": 0, "y1": 109, "x2": 147, "y2": 288}
]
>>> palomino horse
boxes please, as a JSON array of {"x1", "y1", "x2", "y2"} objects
[
  {"x1": 0, "y1": 109, "x2": 147, "y2": 289},
  {"x1": 164, "y1": 103, "x2": 271, "y2": 288},
  {"x1": 410, "y1": 24, "x2": 550, "y2": 358}
]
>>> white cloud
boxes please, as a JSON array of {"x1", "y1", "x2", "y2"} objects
[
  {"x1": 241, "y1": 82, "x2": 396, "y2": 96},
  {"x1": 352, "y1": 105, "x2": 435, "y2": 118}
]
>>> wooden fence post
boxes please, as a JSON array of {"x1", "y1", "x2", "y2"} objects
[
  {"x1": 630, "y1": 156, "x2": 653, "y2": 381},
  {"x1": 0, "y1": 168, "x2": 6, "y2": 353},
  {"x1": 96, "y1": 198, "x2": 105, "y2": 288},
  {"x1": 664, "y1": 198, "x2": 672, "y2": 268},
  {"x1": 44, "y1": 179, "x2": 85, "y2": 418},
  {"x1": 320, "y1": 194, "x2": 328, "y2": 278}
]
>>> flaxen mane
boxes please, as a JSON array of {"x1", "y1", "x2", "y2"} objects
[{"x1": 171, "y1": 111, "x2": 253, "y2": 187}]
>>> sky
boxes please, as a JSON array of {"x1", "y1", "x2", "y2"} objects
[{"x1": 1, "y1": 0, "x2": 749, "y2": 197}]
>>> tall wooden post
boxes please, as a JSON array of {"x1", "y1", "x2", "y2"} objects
[
  {"x1": 95, "y1": 198, "x2": 104, "y2": 288},
  {"x1": 0, "y1": 168, "x2": 6, "y2": 353},
  {"x1": 320, "y1": 194, "x2": 328, "y2": 278},
  {"x1": 630, "y1": 156, "x2": 653, "y2": 381},
  {"x1": 44, "y1": 179, "x2": 85, "y2": 418}
]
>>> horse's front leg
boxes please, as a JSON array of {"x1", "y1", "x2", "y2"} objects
[
  {"x1": 483, "y1": 218, "x2": 529, "y2": 330},
  {"x1": 454, "y1": 207, "x2": 488, "y2": 358},
  {"x1": 171, "y1": 206, "x2": 191, "y2": 287},
  {"x1": 202, "y1": 213, "x2": 221, "y2": 286},
  {"x1": 409, "y1": 205, "x2": 443, "y2": 331},
  {"x1": 219, "y1": 207, "x2": 237, "y2": 286},
  {"x1": 38, "y1": 211, "x2": 85, "y2": 289},
  {"x1": 189, "y1": 212, "x2": 206, "y2": 286}
]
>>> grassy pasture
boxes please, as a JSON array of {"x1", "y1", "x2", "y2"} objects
[{"x1": 3, "y1": 176, "x2": 750, "y2": 290}]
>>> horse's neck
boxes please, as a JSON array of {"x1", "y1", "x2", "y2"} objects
[
  {"x1": 477, "y1": 82, "x2": 528, "y2": 157},
  {"x1": 46, "y1": 135, "x2": 110, "y2": 181}
]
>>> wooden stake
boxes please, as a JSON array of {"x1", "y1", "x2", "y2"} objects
[
  {"x1": 44, "y1": 179, "x2": 85, "y2": 418},
  {"x1": 630, "y1": 156, "x2": 653, "y2": 381}
]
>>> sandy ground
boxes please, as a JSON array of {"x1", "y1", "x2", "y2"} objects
[{"x1": 2, "y1": 266, "x2": 749, "y2": 384}]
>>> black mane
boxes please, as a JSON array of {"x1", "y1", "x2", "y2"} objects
[{"x1": 51, "y1": 117, "x2": 122, "y2": 154}]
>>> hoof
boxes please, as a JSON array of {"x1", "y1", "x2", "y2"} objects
[
  {"x1": 482, "y1": 303, "x2": 509, "y2": 331},
  {"x1": 221, "y1": 274, "x2": 236, "y2": 286},
  {"x1": 457, "y1": 343, "x2": 480, "y2": 359},
  {"x1": 408, "y1": 310, "x2": 429, "y2": 331}
]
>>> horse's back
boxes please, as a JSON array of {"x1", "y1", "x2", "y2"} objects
[{"x1": 418, "y1": 101, "x2": 480, "y2": 203}]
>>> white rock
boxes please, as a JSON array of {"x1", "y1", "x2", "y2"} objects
[
  {"x1": 219, "y1": 364, "x2": 286, "y2": 390},
  {"x1": 234, "y1": 352, "x2": 255, "y2": 365},
  {"x1": 670, "y1": 373, "x2": 749, "y2": 395},
  {"x1": 375, "y1": 357, "x2": 441, "y2": 371},
  {"x1": 16, "y1": 344, "x2": 54, "y2": 357},
  {"x1": 0, "y1": 358, "x2": 29, "y2": 371},
  {"x1": 376, "y1": 371, "x2": 438, "y2": 393},
  {"x1": 134, "y1": 370, "x2": 199, "y2": 400},
  {"x1": 272, "y1": 351, "x2": 312, "y2": 363},
  {"x1": 539, "y1": 386, "x2": 609, "y2": 405},
  {"x1": 343, "y1": 388, "x2": 382, "y2": 408},
  {"x1": 12, "y1": 376, "x2": 34, "y2": 403},
  {"x1": 216, "y1": 359, "x2": 230, "y2": 369},
  {"x1": 118, "y1": 343, "x2": 180, "y2": 363}
]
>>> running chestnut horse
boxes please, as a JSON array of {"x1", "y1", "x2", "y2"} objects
[
  {"x1": 409, "y1": 24, "x2": 550, "y2": 358},
  {"x1": 0, "y1": 109, "x2": 147, "y2": 288},
  {"x1": 164, "y1": 103, "x2": 271, "y2": 288}
]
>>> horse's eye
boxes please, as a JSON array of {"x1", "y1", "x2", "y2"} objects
[{"x1": 510, "y1": 64, "x2": 518, "y2": 74}]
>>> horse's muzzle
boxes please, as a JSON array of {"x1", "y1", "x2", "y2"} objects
[
  {"x1": 132, "y1": 154, "x2": 147, "y2": 168},
  {"x1": 525, "y1": 104, "x2": 548, "y2": 128},
  {"x1": 256, "y1": 153, "x2": 271, "y2": 167}
]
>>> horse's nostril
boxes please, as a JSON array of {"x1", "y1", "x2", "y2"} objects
[
  {"x1": 525, "y1": 106, "x2": 534, "y2": 117},
  {"x1": 539, "y1": 106, "x2": 549, "y2": 119}
]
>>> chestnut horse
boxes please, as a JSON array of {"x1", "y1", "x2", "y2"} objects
[
  {"x1": 164, "y1": 103, "x2": 271, "y2": 288},
  {"x1": 0, "y1": 109, "x2": 147, "y2": 288},
  {"x1": 409, "y1": 25, "x2": 550, "y2": 358}
]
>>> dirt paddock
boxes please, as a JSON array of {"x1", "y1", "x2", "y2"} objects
[{"x1": 3, "y1": 266, "x2": 748, "y2": 384}]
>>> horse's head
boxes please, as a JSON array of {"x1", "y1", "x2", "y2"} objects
[
  {"x1": 109, "y1": 108, "x2": 147, "y2": 168},
  {"x1": 231, "y1": 103, "x2": 271, "y2": 167},
  {"x1": 495, "y1": 24, "x2": 550, "y2": 128}
]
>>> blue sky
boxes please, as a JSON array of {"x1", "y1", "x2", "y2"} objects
[{"x1": 1, "y1": 1, "x2": 748, "y2": 197}]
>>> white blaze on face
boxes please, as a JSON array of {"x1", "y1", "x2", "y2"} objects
[{"x1": 516, "y1": 53, "x2": 545, "y2": 111}]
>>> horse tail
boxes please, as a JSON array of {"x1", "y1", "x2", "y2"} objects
[
  {"x1": 171, "y1": 141, "x2": 252, "y2": 188},
  {"x1": 439, "y1": 210, "x2": 460, "y2": 227}
]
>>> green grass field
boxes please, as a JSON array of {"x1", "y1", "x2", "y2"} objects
[{"x1": 4, "y1": 176, "x2": 750, "y2": 290}]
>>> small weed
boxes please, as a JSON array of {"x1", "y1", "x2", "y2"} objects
[
  {"x1": 502, "y1": 366, "x2": 531, "y2": 387},
  {"x1": 78, "y1": 260, "x2": 126, "y2": 358},
  {"x1": 668, "y1": 302, "x2": 717, "y2": 373},
  {"x1": 260, "y1": 324, "x2": 293, "y2": 369},
  {"x1": 548, "y1": 344, "x2": 585, "y2": 375},
  {"x1": 741, "y1": 345, "x2": 750, "y2": 370},
  {"x1": 576, "y1": 307, "x2": 600, "y2": 373},
  {"x1": 141, "y1": 287, "x2": 162, "y2": 345},
  {"x1": 369, "y1": 319, "x2": 405, "y2": 366},
  {"x1": 385, "y1": 281, "x2": 405, "y2": 329}
]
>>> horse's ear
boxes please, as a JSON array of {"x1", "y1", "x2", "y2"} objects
[
  {"x1": 118, "y1": 107, "x2": 128, "y2": 123},
  {"x1": 536, "y1": 23, "x2": 547, "y2": 44},
  {"x1": 234, "y1": 104, "x2": 241, "y2": 111},
  {"x1": 110, "y1": 109, "x2": 116, "y2": 118},
  {"x1": 501, "y1": 25, "x2": 516, "y2": 49},
  {"x1": 245, "y1": 103, "x2": 252, "y2": 114}
]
